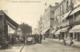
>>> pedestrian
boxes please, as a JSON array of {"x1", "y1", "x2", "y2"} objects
[
  {"x1": 59, "y1": 35, "x2": 60, "y2": 41},
  {"x1": 39, "y1": 34, "x2": 42, "y2": 43},
  {"x1": 37, "y1": 35, "x2": 40, "y2": 43},
  {"x1": 43, "y1": 34, "x2": 45, "y2": 40},
  {"x1": 34, "y1": 34, "x2": 36, "y2": 43},
  {"x1": 35, "y1": 34, "x2": 39, "y2": 43},
  {"x1": 53, "y1": 35, "x2": 55, "y2": 39},
  {"x1": 63, "y1": 38, "x2": 66, "y2": 45},
  {"x1": 69, "y1": 36, "x2": 74, "y2": 46}
]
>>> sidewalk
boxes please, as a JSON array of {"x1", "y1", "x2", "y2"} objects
[{"x1": 46, "y1": 38, "x2": 80, "y2": 48}]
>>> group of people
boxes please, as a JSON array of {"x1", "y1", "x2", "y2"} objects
[{"x1": 34, "y1": 34, "x2": 42, "y2": 44}]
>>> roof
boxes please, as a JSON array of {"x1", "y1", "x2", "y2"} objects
[
  {"x1": 5, "y1": 13, "x2": 18, "y2": 29},
  {"x1": 0, "y1": 10, "x2": 18, "y2": 29}
]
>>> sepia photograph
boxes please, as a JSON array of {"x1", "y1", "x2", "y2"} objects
[{"x1": 0, "y1": 0, "x2": 80, "y2": 52}]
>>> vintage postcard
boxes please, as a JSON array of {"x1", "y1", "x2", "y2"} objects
[{"x1": 0, "y1": 0, "x2": 80, "y2": 52}]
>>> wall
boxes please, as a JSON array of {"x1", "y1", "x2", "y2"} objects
[
  {"x1": 0, "y1": 14, "x2": 4, "y2": 35},
  {"x1": 41, "y1": 6, "x2": 50, "y2": 34},
  {"x1": 41, "y1": 6, "x2": 55, "y2": 35}
]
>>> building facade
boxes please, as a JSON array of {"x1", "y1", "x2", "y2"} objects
[
  {"x1": 67, "y1": 0, "x2": 80, "y2": 41},
  {"x1": 51, "y1": 0, "x2": 73, "y2": 39},
  {"x1": 38, "y1": 16, "x2": 43, "y2": 35},
  {"x1": 51, "y1": 0, "x2": 80, "y2": 41},
  {"x1": 41, "y1": 5, "x2": 55, "y2": 38},
  {"x1": 38, "y1": 0, "x2": 80, "y2": 40}
]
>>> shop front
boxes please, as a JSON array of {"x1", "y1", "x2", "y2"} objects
[
  {"x1": 55, "y1": 27, "x2": 68, "y2": 39},
  {"x1": 55, "y1": 29, "x2": 61, "y2": 39},
  {"x1": 60, "y1": 27, "x2": 68, "y2": 39},
  {"x1": 50, "y1": 30, "x2": 56, "y2": 38},
  {"x1": 45, "y1": 29, "x2": 50, "y2": 38},
  {"x1": 42, "y1": 28, "x2": 50, "y2": 38},
  {"x1": 69, "y1": 25, "x2": 80, "y2": 41}
]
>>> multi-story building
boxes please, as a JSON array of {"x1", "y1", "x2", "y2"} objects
[
  {"x1": 52, "y1": 0, "x2": 80, "y2": 41},
  {"x1": 52, "y1": 0, "x2": 73, "y2": 39},
  {"x1": 39, "y1": 0, "x2": 80, "y2": 40},
  {"x1": 66, "y1": 0, "x2": 80, "y2": 41},
  {"x1": 41, "y1": 5, "x2": 55, "y2": 38}
]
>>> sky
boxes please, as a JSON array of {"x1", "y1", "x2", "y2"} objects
[{"x1": 1, "y1": 0, "x2": 62, "y2": 30}]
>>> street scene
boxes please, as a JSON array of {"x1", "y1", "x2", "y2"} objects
[
  {"x1": 0, "y1": 39, "x2": 80, "y2": 52},
  {"x1": 0, "y1": 0, "x2": 80, "y2": 52}
]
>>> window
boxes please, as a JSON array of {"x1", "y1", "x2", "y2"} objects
[
  {"x1": 70, "y1": 0, "x2": 73, "y2": 10},
  {"x1": 62, "y1": 4, "x2": 64, "y2": 14},
  {"x1": 67, "y1": 1, "x2": 69, "y2": 12}
]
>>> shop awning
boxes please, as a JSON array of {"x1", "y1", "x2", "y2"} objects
[
  {"x1": 51, "y1": 30, "x2": 56, "y2": 34},
  {"x1": 55, "y1": 27, "x2": 68, "y2": 35},
  {"x1": 0, "y1": 10, "x2": 18, "y2": 29},
  {"x1": 61, "y1": 11, "x2": 71, "y2": 22},
  {"x1": 55, "y1": 29, "x2": 61, "y2": 35},
  {"x1": 60, "y1": 27, "x2": 68, "y2": 32},
  {"x1": 70, "y1": 6, "x2": 80, "y2": 15},
  {"x1": 4, "y1": 13, "x2": 19, "y2": 29},
  {"x1": 69, "y1": 25, "x2": 80, "y2": 32},
  {"x1": 42, "y1": 28, "x2": 50, "y2": 34}
]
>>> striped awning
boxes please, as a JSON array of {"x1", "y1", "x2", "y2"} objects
[
  {"x1": 69, "y1": 25, "x2": 80, "y2": 32},
  {"x1": 70, "y1": 6, "x2": 80, "y2": 15},
  {"x1": 51, "y1": 30, "x2": 56, "y2": 34},
  {"x1": 61, "y1": 11, "x2": 71, "y2": 22},
  {"x1": 55, "y1": 29, "x2": 61, "y2": 35},
  {"x1": 55, "y1": 27, "x2": 68, "y2": 35},
  {"x1": 60, "y1": 27, "x2": 68, "y2": 32},
  {"x1": 42, "y1": 28, "x2": 50, "y2": 34}
]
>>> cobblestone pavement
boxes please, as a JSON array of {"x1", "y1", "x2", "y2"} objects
[{"x1": 0, "y1": 39, "x2": 80, "y2": 52}]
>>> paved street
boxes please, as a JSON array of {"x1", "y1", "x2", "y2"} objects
[{"x1": 0, "y1": 39, "x2": 80, "y2": 52}]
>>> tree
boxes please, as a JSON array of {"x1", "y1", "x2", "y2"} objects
[{"x1": 20, "y1": 23, "x2": 32, "y2": 36}]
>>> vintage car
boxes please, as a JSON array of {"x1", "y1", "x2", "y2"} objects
[{"x1": 26, "y1": 35, "x2": 35, "y2": 45}]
